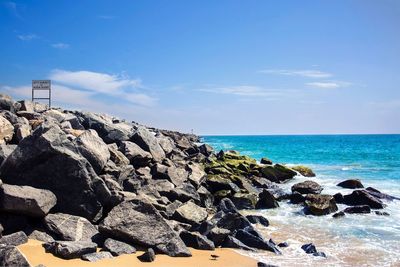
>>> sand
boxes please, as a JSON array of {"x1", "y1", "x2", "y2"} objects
[{"x1": 18, "y1": 239, "x2": 258, "y2": 267}]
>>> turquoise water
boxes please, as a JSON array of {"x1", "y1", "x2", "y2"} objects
[{"x1": 202, "y1": 135, "x2": 400, "y2": 266}]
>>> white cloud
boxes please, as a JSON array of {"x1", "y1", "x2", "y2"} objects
[
  {"x1": 51, "y1": 43, "x2": 70, "y2": 49},
  {"x1": 306, "y1": 81, "x2": 351, "y2": 89},
  {"x1": 17, "y1": 34, "x2": 38, "y2": 41},
  {"x1": 260, "y1": 69, "x2": 332, "y2": 78},
  {"x1": 199, "y1": 85, "x2": 287, "y2": 97}
]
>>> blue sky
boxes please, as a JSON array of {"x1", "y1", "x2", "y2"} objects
[{"x1": 1, "y1": 0, "x2": 399, "y2": 135}]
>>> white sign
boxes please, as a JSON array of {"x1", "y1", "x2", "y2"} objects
[{"x1": 32, "y1": 80, "x2": 51, "y2": 90}]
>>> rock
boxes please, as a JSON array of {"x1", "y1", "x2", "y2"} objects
[
  {"x1": 103, "y1": 238, "x2": 136, "y2": 256},
  {"x1": 43, "y1": 241, "x2": 97, "y2": 259},
  {"x1": 0, "y1": 231, "x2": 28, "y2": 246},
  {"x1": 63, "y1": 113, "x2": 84, "y2": 130},
  {"x1": 0, "y1": 144, "x2": 16, "y2": 165},
  {"x1": 290, "y1": 192, "x2": 305, "y2": 204},
  {"x1": 234, "y1": 229, "x2": 280, "y2": 254},
  {"x1": 152, "y1": 164, "x2": 189, "y2": 187},
  {"x1": 216, "y1": 212, "x2": 252, "y2": 232},
  {"x1": 207, "y1": 227, "x2": 230, "y2": 247},
  {"x1": 375, "y1": 211, "x2": 390, "y2": 216},
  {"x1": 205, "y1": 175, "x2": 240, "y2": 194},
  {"x1": 131, "y1": 127, "x2": 165, "y2": 162},
  {"x1": 0, "y1": 94, "x2": 20, "y2": 112},
  {"x1": 162, "y1": 183, "x2": 200, "y2": 203},
  {"x1": 0, "y1": 116, "x2": 14, "y2": 144},
  {"x1": 365, "y1": 187, "x2": 400, "y2": 201},
  {"x1": 218, "y1": 198, "x2": 238, "y2": 213},
  {"x1": 187, "y1": 162, "x2": 206, "y2": 187},
  {"x1": 305, "y1": 194, "x2": 338, "y2": 216},
  {"x1": 179, "y1": 231, "x2": 215, "y2": 250},
  {"x1": 260, "y1": 164, "x2": 297, "y2": 183},
  {"x1": 27, "y1": 230, "x2": 54, "y2": 242},
  {"x1": 15, "y1": 123, "x2": 31, "y2": 142},
  {"x1": 197, "y1": 186, "x2": 214, "y2": 209},
  {"x1": 343, "y1": 190, "x2": 385, "y2": 209},
  {"x1": 246, "y1": 215, "x2": 269, "y2": 227},
  {"x1": 291, "y1": 180, "x2": 322, "y2": 194},
  {"x1": 333, "y1": 193, "x2": 344, "y2": 204},
  {"x1": 107, "y1": 143, "x2": 130, "y2": 166},
  {"x1": 313, "y1": 251, "x2": 327, "y2": 257},
  {"x1": 0, "y1": 214, "x2": 28, "y2": 234},
  {"x1": 99, "y1": 199, "x2": 191, "y2": 257},
  {"x1": 332, "y1": 211, "x2": 345, "y2": 218},
  {"x1": 278, "y1": 242, "x2": 289, "y2": 248},
  {"x1": 120, "y1": 141, "x2": 153, "y2": 167},
  {"x1": 44, "y1": 213, "x2": 100, "y2": 242},
  {"x1": 291, "y1": 165, "x2": 316, "y2": 177},
  {"x1": 221, "y1": 236, "x2": 254, "y2": 251},
  {"x1": 231, "y1": 193, "x2": 258, "y2": 210},
  {"x1": 0, "y1": 245, "x2": 31, "y2": 267},
  {"x1": 157, "y1": 135, "x2": 175, "y2": 154},
  {"x1": 0, "y1": 184, "x2": 57, "y2": 217},
  {"x1": 74, "y1": 130, "x2": 110, "y2": 173},
  {"x1": 81, "y1": 251, "x2": 113, "y2": 262},
  {"x1": 337, "y1": 179, "x2": 364, "y2": 189},
  {"x1": 198, "y1": 144, "x2": 213, "y2": 157},
  {"x1": 258, "y1": 262, "x2": 279, "y2": 267},
  {"x1": 260, "y1": 157, "x2": 273, "y2": 165},
  {"x1": 173, "y1": 201, "x2": 208, "y2": 226},
  {"x1": 301, "y1": 243, "x2": 317, "y2": 254},
  {"x1": 256, "y1": 189, "x2": 279, "y2": 209},
  {"x1": 137, "y1": 248, "x2": 155, "y2": 262},
  {"x1": 0, "y1": 124, "x2": 103, "y2": 221},
  {"x1": 344, "y1": 205, "x2": 371, "y2": 214}
]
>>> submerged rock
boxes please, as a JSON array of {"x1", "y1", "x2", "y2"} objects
[
  {"x1": 343, "y1": 190, "x2": 385, "y2": 209},
  {"x1": 256, "y1": 189, "x2": 279, "y2": 209},
  {"x1": 291, "y1": 165, "x2": 316, "y2": 177},
  {"x1": 344, "y1": 205, "x2": 371, "y2": 214},
  {"x1": 337, "y1": 179, "x2": 364, "y2": 189},
  {"x1": 260, "y1": 164, "x2": 297, "y2": 183},
  {"x1": 292, "y1": 181, "x2": 322, "y2": 194},
  {"x1": 301, "y1": 243, "x2": 317, "y2": 254},
  {"x1": 305, "y1": 194, "x2": 338, "y2": 216},
  {"x1": 246, "y1": 215, "x2": 269, "y2": 227}
]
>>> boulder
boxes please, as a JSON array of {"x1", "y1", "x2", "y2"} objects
[
  {"x1": 344, "y1": 205, "x2": 371, "y2": 214},
  {"x1": 131, "y1": 127, "x2": 165, "y2": 162},
  {"x1": 333, "y1": 193, "x2": 344, "y2": 204},
  {"x1": 0, "y1": 124, "x2": 103, "y2": 221},
  {"x1": 337, "y1": 179, "x2": 364, "y2": 189},
  {"x1": 179, "y1": 231, "x2": 215, "y2": 250},
  {"x1": 0, "y1": 116, "x2": 14, "y2": 144},
  {"x1": 81, "y1": 251, "x2": 113, "y2": 262},
  {"x1": 27, "y1": 230, "x2": 54, "y2": 242},
  {"x1": 343, "y1": 190, "x2": 385, "y2": 209},
  {"x1": 107, "y1": 143, "x2": 130, "y2": 166},
  {"x1": 198, "y1": 144, "x2": 213, "y2": 157},
  {"x1": 221, "y1": 236, "x2": 254, "y2": 251},
  {"x1": 14, "y1": 123, "x2": 31, "y2": 142},
  {"x1": 305, "y1": 194, "x2": 338, "y2": 216},
  {"x1": 278, "y1": 242, "x2": 289, "y2": 248},
  {"x1": 44, "y1": 213, "x2": 100, "y2": 242},
  {"x1": 231, "y1": 193, "x2": 258, "y2": 210},
  {"x1": 256, "y1": 189, "x2": 279, "y2": 209},
  {"x1": 43, "y1": 241, "x2": 97, "y2": 259},
  {"x1": 216, "y1": 213, "x2": 252, "y2": 233},
  {"x1": 234, "y1": 229, "x2": 280, "y2": 254},
  {"x1": 103, "y1": 238, "x2": 136, "y2": 256},
  {"x1": 260, "y1": 157, "x2": 273, "y2": 165},
  {"x1": 120, "y1": 141, "x2": 152, "y2": 167},
  {"x1": 290, "y1": 192, "x2": 305, "y2": 204},
  {"x1": 291, "y1": 166, "x2": 316, "y2": 177},
  {"x1": 99, "y1": 199, "x2": 191, "y2": 257},
  {"x1": 365, "y1": 187, "x2": 400, "y2": 201},
  {"x1": 375, "y1": 211, "x2": 390, "y2": 216},
  {"x1": 137, "y1": 248, "x2": 155, "y2": 262},
  {"x1": 217, "y1": 198, "x2": 238, "y2": 213},
  {"x1": 291, "y1": 181, "x2": 322, "y2": 194},
  {"x1": 0, "y1": 144, "x2": 16, "y2": 165},
  {"x1": 260, "y1": 164, "x2": 297, "y2": 183},
  {"x1": 0, "y1": 231, "x2": 28, "y2": 246},
  {"x1": 332, "y1": 211, "x2": 345, "y2": 218},
  {"x1": 152, "y1": 164, "x2": 189, "y2": 187},
  {"x1": 0, "y1": 94, "x2": 20, "y2": 112},
  {"x1": 206, "y1": 175, "x2": 241, "y2": 194},
  {"x1": 197, "y1": 186, "x2": 214, "y2": 209},
  {"x1": 173, "y1": 201, "x2": 208, "y2": 226},
  {"x1": 0, "y1": 245, "x2": 31, "y2": 267},
  {"x1": 161, "y1": 183, "x2": 200, "y2": 203},
  {"x1": 157, "y1": 135, "x2": 175, "y2": 154},
  {"x1": 187, "y1": 162, "x2": 206, "y2": 187},
  {"x1": 246, "y1": 215, "x2": 269, "y2": 227},
  {"x1": 207, "y1": 227, "x2": 230, "y2": 247},
  {"x1": 0, "y1": 184, "x2": 57, "y2": 217},
  {"x1": 301, "y1": 243, "x2": 317, "y2": 254}
]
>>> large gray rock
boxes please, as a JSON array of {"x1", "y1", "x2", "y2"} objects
[
  {"x1": 0, "y1": 124, "x2": 103, "y2": 221},
  {"x1": 152, "y1": 163, "x2": 189, "y2": 187},
  {"x1": 99, "y1": 199, "x2": 191, "y2": 257},
  {"x1": 44, "y1": 213, "x2": 100, "y2": 242},
  {"x1": 120, "y1": 141, "x2": 152, "y2": 167},
  {"x1": 157, "y1": 135, "x2": 175, "y2": 154},
  {"x1": 131, "y1": 127, "x2": 165, "y2": 162},
  {"x1": 107, "y1": 143, "x2": 129, "y2": 166},
  {"x1": 27, "y1": 230, "x2": 55, "y2": 242},
  {"x1": 179, "y1": 231, "x2": 215, "y2": 250},
  {"x1": 292, "y1": 181, "x2": 323, "y2": 194},
  {"x1": 0, "y1": 184, "x2": 57, "y2": 217},
  {"x1": 74, "y1": 130, "x2": 110, "y2": 173},
  {"x1": 0, "y1": 94, "x2": 20, "y2": 113},
  {"x1": 0, "y1": 231, "x2": 28, "y2": 246},
  {"x1": 173, "y1": 201, "x2": 208, "y2": 226},
  {"x1": 103, "y1": 238, "x2": 136, "y2": 256},
  {"x1": 81, "y1": 251, "x2": 113, "y2": 262},
  {"x1": 0, "y1": 245, "x2": 31, "y2": 267},
  {"x1": 43, "y1": 241, "x2": 97, "y2": 259},
  {"x1": 0, "y1": 144, "x2": 16, "y2": 166},
  {"x1": 305, "y1": 194, "x2": 338, "y2": 216},
  {"x1": 0, "y1": 116, "x2": 14, "y2": 144},
  {"x1": 187, "y1": 162, "x2": 206, "y2": 187},
  {"x1": 343, "y1": 190, "x2": 385, "y2": 209}
]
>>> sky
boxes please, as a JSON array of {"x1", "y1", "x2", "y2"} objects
[{"x1": 0, "y1": 0, "x2": 399, "y2": 135}]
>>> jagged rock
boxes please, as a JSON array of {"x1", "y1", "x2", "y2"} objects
[
  {"x1": 291, "y1": 181, "x2": 322, "y2": 194},
  {"x1": 162, "y1": 183, "x2": 200, "y2": 203},
  {"x1": 221, "y1": 235, "x2": 254, "y2": 251},
  {"x1": 99, "y1": 199, "x2": 191, "y2": 257},
  {"x1": 131, "y1": 127, "x2": 165, "y2": 162},
  {"x1": 74, "y1": 130, "x2": 110, "y2": 173},
  {"x1": 0, "y1": 184, "x2": 57, "y2": 217},
  {"x1": 180, "y1": 231, "x2": 215, "y2": 250},
  {"x1": 0, "y1": 144, "x2": 16, "y2": 165},
  {"x1": 332, "y1": 211, "x2": 345, "y2": 218},
  {"x1": 333, "y1": 193, "x2": 344, "y2": 204},
  {"x1": 137, "y1": 248, "x2": 155, "y2": 262},
  {"x1": 207, "y1": 227, "x2": 230, "y2": 247},
  {"x1": 0, "y1": 124, "x2": 103, "y2": 221},
  {"x1": 305, "y1": 194, "x2": 338, "y2": 216},
  {"x1": 291, "y1": 166, "x2": 316, "y2": 177},
  {"x1": 246, "y1": 215, "x2": 269, "y2": 227},
  {"x1": 260, "y1": 164, "x2": 297, "y2": 183},
  {"x1": 14, "y1": 123, "x2": 31, "y2": 142},
  {"x1": 0, "y1": 116, "x2": 14, "y2": 144},
  {"x1": 152, "y1": 164, "x2": 189, "y2": 187},
  {"x1": 234, "y1": 229, "x2": 280, "y2": 254},
  {"x1": 198, "y1": 144, "x2": 213, "y2": 157},
  {"x1": 44, "y1": 213, "x2": 100, "y2": 242},
  {"x1": 206, "y1": 175, "x2": 241, "y2": 193},
  {"x1": 107, "y1": 143, "x2": 130, "y2": 166},
  {"x1": 63, "y1": 113, "x2": 84, "y2": 130},
  {"x1": 301, "y1": 243, "x2": 317, "y2": 254},
  {"x1": 216, "y1": 212, "x2": 252, "y2": 233},
  {"x1": 27, "y1": 230, "x2": 54, "y2": 242},
  {"x1": 290, "y1": 192, "x2": 305, "y2": 204},
  {"x1": 256, "y1": 189, "x2": 279, "y2": 209},
  {"x1": 0, "y1": 231, "x2": 28, "y2": 246},
  {"x1": 120, "y1": 141, "x2": 152, "y2": 167},
  {"x1": 157, "y1": 135, "x2": 175, "y2": 154},
  {"x1": 197, "y1": 186, "x2": 214, "y2": 208},
  {"x1": 260, "y1": 157, "x2": 273, "y2": 165},
  {"x1": 250, "y1": 176, "x2": 277, "y2": 189},
  {"x1": 43, "y1": 241, "x2": 97, "y2": 259},
  {"x1": 167, "y1": 220, "x2": 192, "y2": 233},
  {"x1": 344, "y1": 205, "x2": 371, "y2": 214},
  {"x1": 218, "y1": 198, "x2": 238, "y2": 213},
  {"x1": 343, "y1": 190, "x2": 385, "y2": 209},
  {"x1": 365, "y1": 187, "x2": 400, "y2": 201},
  {"x1": 103, "y1": 238, "x2": 136, "y2": 256},
  {"x1": 81, "y1": 251, "x2": 113, "y2": 262},
  {"x1": 375, "y1": 211, "x2": 390, "y2": 216},
  {"x1": 231, "y1": 193, "x2": 257, "y2": 210},
  {"x1": 42, "y1": 110, "x2": 65, "y2": 123},
  {"x1": 187, "y1": 162, "x2": 206, "y2": 187},
  {"x1": 0, "y1": 245, "x2": 31, "y2": 267},
  {"x1": 0, "y1": 94, "x2": 20, "y2": 112},
  {"x1": 337, "y1": 179, "x2": 364, "y2": 189},
  {"x1": 173, "y1": 201, "x2": 208, "y2": 226}
]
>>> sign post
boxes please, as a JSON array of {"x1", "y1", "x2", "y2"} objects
[{"x1": 32, "y1": 80, "x2": 51, "y2": 108}]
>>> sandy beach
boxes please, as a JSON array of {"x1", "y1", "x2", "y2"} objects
[{"x1": 18, "y1": 239, "x2": 257, "y2": 267}]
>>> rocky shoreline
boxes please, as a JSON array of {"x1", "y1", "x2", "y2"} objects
[{"x1": 0, "y1": 93, "x2": 398, "y2": 267}]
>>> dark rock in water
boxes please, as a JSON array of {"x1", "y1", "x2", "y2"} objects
[
  {"x1": 218, "y1": 198, "x2": 238, "y2": 214},
  {"x1": 291, "y1": 166, "x2": 316, "y2": 177},
  {"x1": 43, "y1": 241, "x2": 97, "y2": 259},
  {"x1": 333, "y1": 193, "x2": 344, "y2": 204},
  {"x1": 258, "y1": 262, "x2": 278, "y2": 267},
  {"x1": 260, "y1": 164, "x2": 297, "y2": 183},
  {"x1": 44, "y1": 213, "x2": 100, "y2": 242},
  {"x1": 337, "y1": 179, "x2": 364, "y2": 189},
  {"x1": 0, "y1": 124, "x2": 103, "y2": 221},
  {"x1": 173, "y1": 201, "x2": 207, "y2": 226},
  {"x1": 305, "y1": 194, "x2": 338, "y2": 216},
  {"x1": 260, "y1": 157, "x2": 273, "y2": 165},
  {"x1": 102, "y1": 238, "x2": 136, "y2": 256},
  {"x1": 290, "y1": 192, "x2": 305, "y2": 204},
  {"x1": 301, "y1": 243, "x2": 317, "y2": 254},
  {"x1": 0, "y1": 231, "x2": 28, "y2": 246},
  {"x1": 375, "y1": 211, "x2": 390, "y2": 216},
  {"x1": 120, "y1": 141, "x2": 152, "y2": 167},
  {"x1": 246, "y1": 215, "x2": 269, "y2": 227},
  {"x1": 343, "y1": 190, "x2": 385, "y2": 209},
  {"x1": 0, "y1": 245, "x2": 31, "y2": 267},
  {"x1": 207, "y1": 227, "x2": 230, "y2": 247},
  {"x1": 278, "y1": 242, "x2": 289, "y2": 248},
  {"x1": 313, "y1": 251, "x2": 327, "y2": 257},
  {"x1": 137, "y1": 248, "x2": 155, "y2": 262},
  {"x1": 256, "y1": 189, "x2": 279, "y2": 209},
  {"x1": 99, "y1": 199, "x2": 191, "y2": 257},
  {"x1": 332, "y1": 211, "x2": 345, "y2": 218},
  {"x1": 0, "y1": 184, "x2": 57, "y2": 217},
  {"x1": 179, "y1": 231, "x2": 215, "y2": 250},
  {"x1": 231, "y1": 193, "x2": 258, "y2": 209},
  {"x1": 344, "y1": 205, "x2": 371, "y2": 214},
  {"x1": 221, "y1": 236, "x2": 255, "y2": 251},
  {"x1": 198, "y1": 144, "x2": 213, "y2": 157},
  {"x1": 365, "y1": 187, "x2": 400, "y2": 201},
  {"x1": 291, "y1": 180, "x2": 322, "y2": 194},
  {"x1": 234, "y1": 229, "x2": 280, "y2": 254},
  {"x1": 131, "y1": 127, "x2": 165, "y2": 162},
  {"x1": 81, "y1": 251, "x2": 113, "y2": 262}
]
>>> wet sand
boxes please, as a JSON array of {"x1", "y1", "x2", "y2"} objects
[{"x1": 18, "y1": 239, "x2": 257, "y2": 267}]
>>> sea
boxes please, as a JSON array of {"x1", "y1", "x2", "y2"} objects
[{"x1": 202, "y1": 134, "x2": 400, "y2": 267}]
